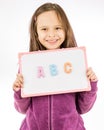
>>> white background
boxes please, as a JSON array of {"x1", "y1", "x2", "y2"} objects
[{"x1": 0, "y1": 0, "x2": 104, "y2": 129}]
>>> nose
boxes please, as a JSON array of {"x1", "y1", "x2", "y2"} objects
[{"x1": 48, "y1": 29, "x2": 55, "y2": 37}]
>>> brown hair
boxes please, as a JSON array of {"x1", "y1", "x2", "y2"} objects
[{"x1": 29, "y1": 2, "x2": 77, "y2": 51}]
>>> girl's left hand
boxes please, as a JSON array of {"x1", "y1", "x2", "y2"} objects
[{"x1": 86, "y1": 67, "x2": 98, "y2": 82}]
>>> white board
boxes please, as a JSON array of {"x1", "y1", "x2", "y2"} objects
[{"x1": 18, "y1": 46, "x2": 91, "y2": 97}]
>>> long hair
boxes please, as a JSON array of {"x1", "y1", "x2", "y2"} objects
[{"x1": 29, "y1": 2, "x2": 77, "y2": 51}]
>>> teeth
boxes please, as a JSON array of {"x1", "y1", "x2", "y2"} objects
[{"x1": 48, "y1": 40, "x2": 57, "y2": 42}]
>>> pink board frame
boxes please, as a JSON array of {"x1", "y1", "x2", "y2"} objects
[{"x1": 18, "y1": 46, "x2": 91, "y2": 97}]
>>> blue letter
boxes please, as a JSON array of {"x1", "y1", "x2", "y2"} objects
[{"x1": 49, "y1": 64, "x2": 58, "y2": 76}]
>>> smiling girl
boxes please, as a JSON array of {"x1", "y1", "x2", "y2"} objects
[{"x1": 13, "y1": 3, "x2": 98, "y2": 130}]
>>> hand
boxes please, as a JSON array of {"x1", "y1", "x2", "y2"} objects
[
  {"x1": 13, "y1": 74, "x2": 24, "y2": 91},
  {"x1": 86, "y1": 67, "x2": 98, "y2": 82}
]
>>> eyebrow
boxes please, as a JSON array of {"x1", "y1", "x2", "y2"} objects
[{"x1": 38, "y1": 24, "x2": 63, "y2": 28}]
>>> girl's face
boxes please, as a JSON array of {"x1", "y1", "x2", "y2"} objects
[{"x1": 37, "y1": 11, "x2": 65, "y2": 50}]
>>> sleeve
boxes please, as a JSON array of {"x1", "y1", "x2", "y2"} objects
[
  {"x1": 76, "y1": 81, "x2": 98, "y2": 114},
  {"x1": 13, "y1": 89, "x2": 31, "y2": 114}
]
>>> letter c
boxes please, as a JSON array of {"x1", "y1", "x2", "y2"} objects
[{"x1": 64, "y1": 62, "x2": 72, "y2": 73}]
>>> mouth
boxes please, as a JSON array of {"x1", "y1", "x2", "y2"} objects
[{"x1": 46, "y1": 39, "x2": 58, "y2": 44}]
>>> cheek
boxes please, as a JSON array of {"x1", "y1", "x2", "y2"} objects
[
  {"x1": 60, "y1": 32, "x2": 65, "y2": 41},
  {"x1": 60, "y1": 31, "x2": 65, "y2": 38},
  {"x1": 38, "y1": 33, "x2": 44, "y2": 42}
]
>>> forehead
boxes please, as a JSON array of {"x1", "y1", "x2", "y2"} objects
[{"x1": 37, "y1": 11, "x2": 62, "y2": 26}]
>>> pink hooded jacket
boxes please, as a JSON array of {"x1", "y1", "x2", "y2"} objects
[{"x1": 14, "y1": 81, "x2": 97, "y2": 130}]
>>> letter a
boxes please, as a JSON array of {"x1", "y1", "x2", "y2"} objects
[{"x1": 37, "y1": 66, "x2": 45, "y2": 78}]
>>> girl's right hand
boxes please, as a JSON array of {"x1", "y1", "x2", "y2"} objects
[{"x1": 13, "y1": 74, "x2": 24, "y2": 92}]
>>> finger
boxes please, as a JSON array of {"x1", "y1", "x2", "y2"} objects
[
  {"x1": 12, "y1": 82, "x2": 21, "y2": 91},
  {"x1": 87, "y1": 72, "x2": 98, "y2": 81},
  {"x1": 86, "y1": 67, "x2": 92, "y2": 76},
  {"x1": 90, "y1": 74, "x2": 98, "y2": 82},
  {"x1": 12, "y1": 76, "x2": 24, "y2": 91},
  {"x1": 13, "y1": 86, "x2": 21, "y2": 91},
  {"x1": 16, "y1": 74, "x2": 24, "y2": 84}
]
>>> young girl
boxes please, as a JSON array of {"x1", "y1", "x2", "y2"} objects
[{"x1": 13, "y1": 2, "x2": 98, "y2": 130}]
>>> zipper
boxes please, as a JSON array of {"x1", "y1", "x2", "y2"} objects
[{"x1": 49, "y1": 95, "x2": 52, "y2": 130}]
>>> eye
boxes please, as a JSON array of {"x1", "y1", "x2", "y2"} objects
[
  {"x1": 41, "y1": 28, "x2": 47, "y2": 31},
  {"x1": 55, "y1": 27, "x2": 62, "y2": 30}
]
